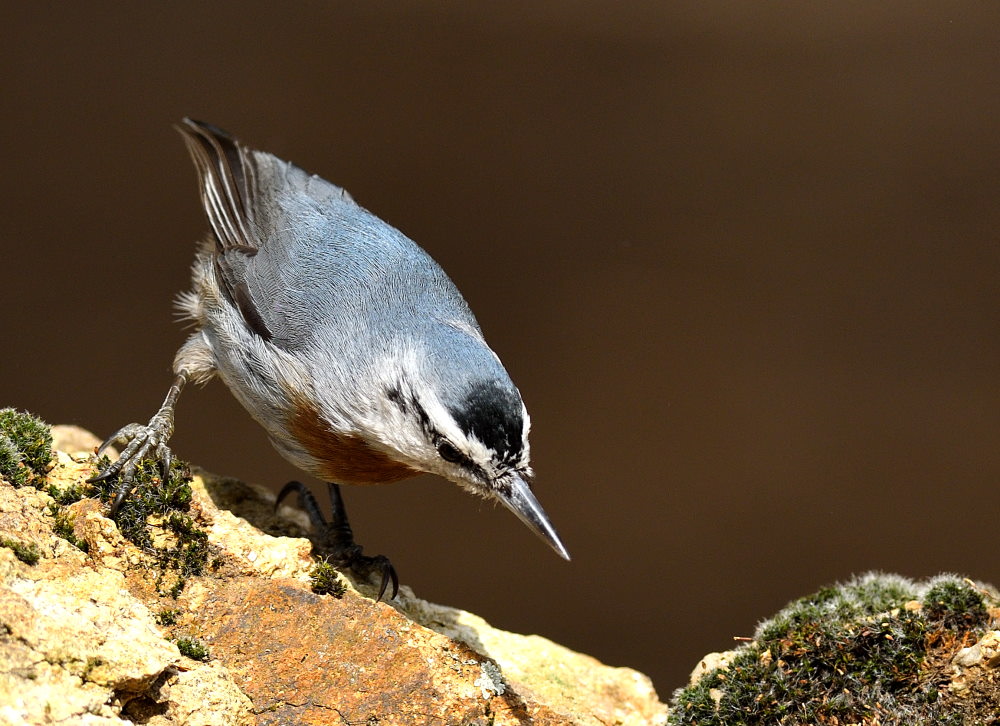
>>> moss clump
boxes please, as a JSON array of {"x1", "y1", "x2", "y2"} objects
[
  {"x1": 162, "y1": 512, "x2": 210, "y2": 578},
  {"x1": 671, "y1": 573, "x2": 991, "y2": 725},
  {"x1": 0, "y1": 436, "x2": 24, "y2": 487},
  {"x1": 89, "y1": 457, "x2": 194, "y2": 550},
  {"x1": 45, "y1": 480, "x2": 91, "y2": 553},
  {"x1": 90, "y1": 455, "x2": 211, "y2": 596},
  {"x1": 175, "y1": 637, "x2": 209, "y2": 661},
  {"x1": 48, "y1": 505, "x2": 89, "y2": 553},
  {"x1": 923, "y1": 577, "x2": 988, "y2": 630},
  {"x1": 310, "y1": 561, "x2": 347, "y2": 598},
  {"x1": 155, "y1": 609, "x2": 180, "y2": 626},
  {"x1": 0, "y1": 537, "x2": 40, "y2": 565},
  {"x1": 167, "y1": 579, "x2": 185, "y2": 599},
  {"x1": 0, "y1": 409, "x2": 52, "y2": 488},
  {"x1": 82, "y1": 656, "x2": 106, "y2": 680},
  {"x1": 47, "y1": 481, "x2": 87, "y2": 505}
]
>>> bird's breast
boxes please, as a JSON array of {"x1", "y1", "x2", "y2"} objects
[{"x1": 286, "y1": 395, "x2": 418, "y2": 485}]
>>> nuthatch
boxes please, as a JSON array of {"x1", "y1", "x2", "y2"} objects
[{"x1": 90, "y1": 120, "x2": 568, "y2": 597}]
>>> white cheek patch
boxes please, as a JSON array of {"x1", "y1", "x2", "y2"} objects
[
  {"x1": 354, "y1": 346, "x2": 441, "y2": 466},
  {"x1": 349, "y1": 341, "x2": 530, "y2": 491},
  {"x1": 519, "y1": 404, "x2": 532, "y2": 468}
]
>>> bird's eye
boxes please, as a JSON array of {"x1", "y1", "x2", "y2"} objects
[{"x1": 437, "y1": 441, "x2": 463, "y2": 464}]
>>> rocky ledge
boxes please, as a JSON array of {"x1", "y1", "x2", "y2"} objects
[
  {"x1": 6, "y1": 411, "x2": 997, "y2": 725},
  {"x1": 0, "y1": 416, "x2": 666, "y2": 726}
]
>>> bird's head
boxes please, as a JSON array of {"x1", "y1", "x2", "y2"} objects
[{"x1": 364, "y1": 330, "x2": 569, "y2": 560}]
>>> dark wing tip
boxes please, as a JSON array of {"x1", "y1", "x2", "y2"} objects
[
  {"x1": 176, "y1": 118, "x2": 258, "y2": 255},
  {"x1": 175, "y1": 118, "x2": 242, "y2": 170},
  {"x1": 178, "y1": 117, "x2": 235, "y2": 140}
]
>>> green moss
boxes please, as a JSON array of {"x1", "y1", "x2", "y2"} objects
[
  {"x1": 162, "y1": 513, "x2": 209, "y2": 577},
  {"x1": 175, "y1": 637, "x2": 209, "y2": 661},
  {"x1": 0, "y1": 409, "x2": 52, "y2": 487},
  {"x1": 82, "y1": 656, "x2": 105, "y2": 679},
  {"x1": 670, "y1": 574, "x2": 987, "y2": 725},
  {"x1": 91, "y1": 455, "x2": 213, "y2": 596},
  {"x1": 167, "y1": 579, "x2": 185, "y2": 599},
  {"x1": 50, "y1": 507, "x2": 89, "y2": 553},
  {"x1": 0, "y1": 537, "x2": 40, "y2": 565},
  {"x1": 90, "y1": 458, "x2": 195, "y2": 550},
  {"x1": 923, "y1": 577, "x2": 987, "y2": 630},
  {"x1": 310, "y1": 561, "x2": 347, "y2": 598},
  {"x1": 45, "y1": 478, "x2": 92, "y2": 554},
  {"x1": 155, "y1": 609, "x2": 180, "y2": 626},
  {"x1": 0, "y1": 435, "x2": 25, "y2": 487},
  {"x1": 47, "y1": 481, "x2": 87, "y2": 505}
]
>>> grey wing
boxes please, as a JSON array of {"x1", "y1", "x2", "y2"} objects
[
  {"x1": 178, "y1": 118, "x2": 357, "y2": 347},
  {"x1": 178, "y1": 119, "x2": 477, "y2": 353}
]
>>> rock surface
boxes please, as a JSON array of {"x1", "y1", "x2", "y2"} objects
[{"x1": 0, "y1": 425, "x2": 667, "y2": 725}]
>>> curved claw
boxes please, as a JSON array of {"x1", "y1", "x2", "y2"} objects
[
  {"x1": 109, "y1": 485, "x2": 134, "y2": 518},
  {"x1": 161, "y1": 447, "x2": 174, "y2": 486},
  {"x1": 87, "y1": 464, "x2": 122, "y2": 485},
  {"x1": 89, "y1": 425, "x2": 143, "y2": 483},
  {"x1": 336, "y1": 552, "x2": 398, "y2": 602},
  {"x1": 376, "y1": 558, "x2": 399, "y2": 602},
  {"x1": 95, "y1": 423, "x2": 135, "y2": 458},
  {"x1": 275, "y1": 480, "x2": 305, "y2": 510},
  {"x1": 275, "y1": 481, "x2": 329, "y2": 531}
]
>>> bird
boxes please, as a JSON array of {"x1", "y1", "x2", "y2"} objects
[{"x1": 90, "y1": 119, "x2": 568, "y2": 599}]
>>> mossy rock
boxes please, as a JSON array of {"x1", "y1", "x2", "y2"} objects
[{"x1": 671, "y1": 573, "x2": 996, "y2": 725}]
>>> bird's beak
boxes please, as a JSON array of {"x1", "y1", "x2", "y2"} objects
[{"x1": 496, "y1": 472, "x2": 570, "y2": 560}]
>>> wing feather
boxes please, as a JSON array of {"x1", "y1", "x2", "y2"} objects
[
  {"x1": 177, "y1": 118, "x2": 260, "y2": 254},
  {"x1": 177, "y1": 118, "x2": 272, "y2": 339}
]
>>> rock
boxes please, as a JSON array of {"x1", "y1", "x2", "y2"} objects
[
  {"x1": 49, "y1": 424, "x2": 106, "y2": 458},
  {"x1": 397, "y1": 599, "x2": 665, "y2": 725},
  {"x1": 141, "y1": 662, "x2": 255, "y2": 726},
  {"x1": 953, "y1": 642, "x2": 984, "y2": 668},
  {"x1": 686, "y1": 651, "x2": 735, "y2": 686},
  {"x1": 0, "y1": 424, "x2": 667, "y2": 725}
]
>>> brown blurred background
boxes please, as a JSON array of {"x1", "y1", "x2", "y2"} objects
[{"x1": 3, "y1": 2, "x2": 1000, "y2": 696}]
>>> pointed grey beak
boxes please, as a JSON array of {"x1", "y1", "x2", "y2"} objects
[{"x1": 496, "y1": 472, "x2": 570, "y2": 560}]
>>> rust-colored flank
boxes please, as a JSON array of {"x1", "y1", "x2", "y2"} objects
[{"x1": 288, "y1": 396, "x2": 418, "y2": 485}]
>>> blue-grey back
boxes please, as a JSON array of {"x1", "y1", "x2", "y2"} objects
[{"x1": 229, "y1": 151, "x2": 480, "y2": 357}]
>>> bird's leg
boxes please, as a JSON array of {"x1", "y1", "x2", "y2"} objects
[
  {"x1": 275, "y1": 481, "x2": 398, "y2": 601},
  {"x1": 88, "y1": 372, "x2": 188, "y2": 517},
  {"x1": 323, "y1": 481, "x2": 400, "y2": 601}
]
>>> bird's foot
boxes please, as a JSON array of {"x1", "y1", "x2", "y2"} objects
[
  {"x1": 87, "y1": 375, "x2": 186, "y2": 517},
  {"x1": 276, "y1": 481, "x2": 399, "y2": 601},
  {"x1": 331, "y1": 547, "x2": 398, "y2": 603},
  {"x1": 88, "y1": 418, "x2": 175, "y2": 517}
]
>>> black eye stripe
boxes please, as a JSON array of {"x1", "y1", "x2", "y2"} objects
[{"x1": 436, "y1": 439, "x2": 488, "y2": 476}]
